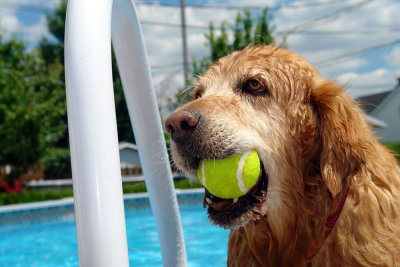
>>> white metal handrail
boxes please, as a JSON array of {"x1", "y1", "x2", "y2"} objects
[{"x1": 64, "y1": 0, "x2": 187, "y2": 266}]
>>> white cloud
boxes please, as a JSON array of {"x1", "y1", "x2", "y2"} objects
[
  {"x1": 274, "y1": 0, "x2": 400, "y2": 78},
  {"x1": 1, "y1": 16, "x2": 48, "y2": 44},
  {"x1": 132, "y1": 0, "x2": 400, "y2": 108},
  {"x1": 385, "y1": 46, "x2": 400, "y2": 68},
  {"x1": 0, "y1": 0, "x2": 61, "y2": 43},
  {"x1": 227, "y1": 0, "x2": 278, "y2": 6},
  {"x1": 336, "y1": 68, "x2": 398, "y2": 97},
  {"x1": 5, "y1": 0, "x2": 61, "y2": 9},
  {"x1": 136, "y1": 2, "x2": 245, "y2": 93},
  {"x1": 0, "y1": 13, "x2": 19, "y2": 34},
  {"x1": 4, "y1": 0, "x2": 400, "y2": 102},
  {"x1": 318, "y1": 57, "x2": 368, "y2": 77},
  {"x1": 24, "y1": 15, "x2": 48, "y2": 42}
]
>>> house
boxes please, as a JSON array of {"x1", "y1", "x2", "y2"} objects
[
  {"x1": 119, "y1": 142, "x2": 142, "y2": 175},
  {"x1": 23, "y1": 142, "x2": 144, "y2": 189},
  {"x1": 119, "y1": 142, "x2": 141, "y2": 167},
  {"x1": 357, "y1": 78, "x2": 400, "y2": 142}
]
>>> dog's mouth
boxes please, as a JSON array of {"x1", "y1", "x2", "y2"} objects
[
  {"x1": 202, "y1": 162, "x2": 269, "y2": 229},
  {"x1": 172, "y1": 139, "x2": 269, "y2": 229}
]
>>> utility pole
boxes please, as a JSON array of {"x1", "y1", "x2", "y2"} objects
[{"x1": 180, "y1": 0, "x2": 189, "y2": 85}]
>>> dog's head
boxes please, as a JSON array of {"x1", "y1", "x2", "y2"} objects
[{"x1": 166, "y1": 45, "x2": 367, "y2": 231}]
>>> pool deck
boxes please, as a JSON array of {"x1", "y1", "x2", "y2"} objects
[
  {"x1": 23, "y1": 173, "x2": 188, "y2": 190},
  {"x1": 0, "y1": 188, "x2": 204, "y2": 213}
]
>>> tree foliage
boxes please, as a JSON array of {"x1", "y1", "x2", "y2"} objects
[
  {"x1": 0, "y1": 0, "x2": 135, "y2": 179},
  {"x1": 0, "y1": 38, "x2": 65, "y2": 177},
  {"x1": 175, "y1": 8, "x2": 282, "y2": 105},
  {"x1": 39, "y1": 0, "x2": 66, "y2": 66},
  {"x1": 192, "y1": 8, "x2": 279, "y2": 76},
  {"x1": 39, "y1": 0, "x2": 135, "y2": 144}
]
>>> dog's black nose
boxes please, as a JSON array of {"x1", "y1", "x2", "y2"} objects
[{"x1": 165, "y1": 110, "x2": 200, "y2": 141}]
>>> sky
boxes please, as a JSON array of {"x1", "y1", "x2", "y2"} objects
[{"x1": 0, "y1": 0, "x2": 399, "y2": 114}]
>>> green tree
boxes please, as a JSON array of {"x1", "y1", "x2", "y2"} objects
[
  {"x1": 40, "y1": 0, "x2": 135, "y2": 144},
  {"x1": 39, "y1": 0, "x2": 66, "y2": 66},
  {"x1": 175, "y1": 8, "x2": 282, "y2": 105},
  {"x1": 0, "y1": 37, "x2": 65, "y2": 178},
  {"x1": 193, "y1": 8, "x2": 278, "y2": 76},
  {"x1": 39, "y1": 0, "x2": 68, "y2": 151}
]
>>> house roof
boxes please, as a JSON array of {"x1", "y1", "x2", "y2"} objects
[
  {"x1": 119, "y1": 142, "x2": 138, "y2": 151},
  {"x1": 370, "y1": 84, "x2": 400, "y2": 116},
  {"x1": 364, "y1": 114, "x2": 387, "y2": 128},
  {"x1": 357, "y1": 90, "x2": 392, "y2": 114}
]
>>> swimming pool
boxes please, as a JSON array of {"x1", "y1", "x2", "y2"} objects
[{"x1": 0, "y1": 190, "x2": 229, "y2": 266}]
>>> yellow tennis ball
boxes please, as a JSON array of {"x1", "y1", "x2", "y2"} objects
[{"x1": 197, "y1": 150, "x2": 261, "y2": 199}]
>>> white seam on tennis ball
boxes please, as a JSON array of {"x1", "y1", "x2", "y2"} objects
[
  {"x1": 201, "y1": 160, "x2": 206, "y2": 187},
  {"x1": 236, "y1": 151, "x2": 251, "y2": 193}
]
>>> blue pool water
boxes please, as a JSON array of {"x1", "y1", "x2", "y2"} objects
[{"x1": 0, "y1": 194, "x2": 230, "y2": 266}]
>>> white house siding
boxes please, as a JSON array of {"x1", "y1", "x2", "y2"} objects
[
  {"x1": 120, "y1": 148, "x2": 141, "y2": 166},
  {"x1": 372, "y1": 87, "x2": 400, "y2": 142}
]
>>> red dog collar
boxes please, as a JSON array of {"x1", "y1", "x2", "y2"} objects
[
  {"x1": 308, "y1": 185, "x2": 351, "y2": 263},
  {"x1": 324, "y1": 186, "x2": 350, "y2": 239}
]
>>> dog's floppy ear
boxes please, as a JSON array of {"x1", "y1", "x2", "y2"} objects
[{"x1": 311, "y1": 78, "x2": 366, "y2": 197}]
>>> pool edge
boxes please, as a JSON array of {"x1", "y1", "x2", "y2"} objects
[{"x1": 0, "y1": 188, "x2": 205, "y2": 213}]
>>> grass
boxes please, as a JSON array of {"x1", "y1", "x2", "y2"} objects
[
  {"x1": 123, "y1": 178, "x2": 202, "y2": 194},
  {"x1": 2, "y1": 141, "x2": 398, "y2": 206},
  {"x1": 383, "y1": 142, "x2": 400, "y2": 163},
  {"x1": 0, "y1": 178, "x2": 202, "y2": 206},
  {"x1": 0, "y1": 188, "x2": 73, "y2": 206}
]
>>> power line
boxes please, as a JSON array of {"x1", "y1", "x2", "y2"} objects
[
  {"x1": 276, "y1": 29, "x2": 400, "y2": 35},
  {"x1": 136, "y1": 0, "x2": 390, "y2": 37},
  {"x1": 141, "y1": 20, "x2": 400, "y2": 35},
  {"x1": 145, "y1": 37, "x2": 400, "y2": 72},
  {"x1": 0, "y1": 0, "x2": 351, "y2": 15},
  {"x1": 143, "y1": 37, "x2": 400, "y2": 71},
  {"x1": 0, "y1": 0, "x2": 385, "y2": 36},
  {"x1": 151, "y1": 62, "x2": 185, "y2": 70},
  {"x1": 136, "y1": 0, "x2": 349, "y2": 11},
  {"x1": 180, "y1": 0, "x2": 189, "y2": 85},
  {"x1": 0, "y1": 4, "x2": 48, "y2": 14},
  {"x1": 284, "y1": 0, "x2": 375, "y2": 32},
  {"x1": 5, "y1": 5, "x2": 398, "y2": 38},
  {"x1": 4, "y1": 0, "x2": 398, "y2": 73},
  {"x1": 349, "y1": 84, "x2": 395, "y2": 88},
  {"x1": 315, "y1": 37, "x2": 400, "y2": 68},
  {"x1": 140, "y1": 20, "x2": 210, "y2": 30},
  {"x1": 152, "y1": 37, "x2": 400, "y2": 71}
]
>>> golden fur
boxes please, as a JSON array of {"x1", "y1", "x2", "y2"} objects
[{"x1": 168, "y1": 45, "x2": 400, "y2": 266}]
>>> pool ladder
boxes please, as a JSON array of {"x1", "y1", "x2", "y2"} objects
[{"x1": 64, "y1": 0, "x2": 187, "y2": 266}]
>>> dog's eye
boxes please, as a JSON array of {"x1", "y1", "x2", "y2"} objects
[
  {"x1": 193, "y1": 90, "x2": 202, "y2": 100},
  {"x1": 243, "y1": 79, "x2": 269, "y2": 95},
  {"x1": 249, "y1": 79, "x2": 261, "y2": 90}
]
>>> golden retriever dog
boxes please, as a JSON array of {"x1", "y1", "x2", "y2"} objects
[{"x1": 165, "y1": 45, "x2": 400, "y2": 266}]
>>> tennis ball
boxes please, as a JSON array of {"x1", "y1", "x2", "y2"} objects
[{"x1": 197, "y1": 150, "x2": 261, "y2": 199}]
